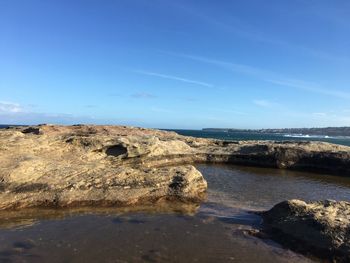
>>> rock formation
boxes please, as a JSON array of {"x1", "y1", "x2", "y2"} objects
[
  {"x1": 261, "y1": 199, "x2": 350, "y2": 262},
  {"x1": 1, "y1": 124, "x2": 350, "y2": 210}
]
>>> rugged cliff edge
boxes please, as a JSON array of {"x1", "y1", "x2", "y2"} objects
[{"x1": 1, "y1": 124, "x2": 350, "y2": 210}]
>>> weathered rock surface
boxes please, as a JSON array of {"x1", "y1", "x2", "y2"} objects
[
  {"x1": 261, "y1": 199, "x2": 350, "y2": 262},
  {"x1": 1, "y1": 124, "x2": 350, "y2": 210}
]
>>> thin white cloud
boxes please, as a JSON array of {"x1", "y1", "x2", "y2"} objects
[
  {"x1": 310, "y1": 111, "x2": 350, "y2": 125},
  {"x1": 164, "y1": 52, "x2": 268, "y2": 77},
  {"x1": 134, "y1": 70, "x2": 214, "y2": 88},
  {"x1": 267, "y1": 79, "x2": 350, "y2": 99},
  {"x1": 164, "y1": 52, "x2": 350, "y2": 100},
  {"x1": 0, "y1": 101, "x2": 23, "y2": 113},
  {"x1": 165, "y1": 1, "x2": 348, "y2": 63}
]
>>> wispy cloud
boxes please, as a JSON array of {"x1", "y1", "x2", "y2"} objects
[
  {"x1": 0, "y1": 101, "x2": 23, "y2": 113},
  {"x1": 165, "y1": 2, "x2": 348, "y2": 63},
  {"x1": 164, "y1": 52, "x2": 268, "y2": 77},
  {"x1": 267, "y1": 79, "x2": 350, "y2": 99},
  {"x1": 134, "y1": 70, "x2": 214, "y2": 88},
  {"x1": 310, "y1": 111, "x2": 350, "y2": 125},
  {"x1": 130, "y1": 92, "x2": 157, "y2": 99},
  {"x1": 164, "y1": 52, "x2": 350, "y2": 100}
]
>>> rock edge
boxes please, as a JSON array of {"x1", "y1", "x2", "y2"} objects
[{"x1": 260, "y1": 199, "x2": 350, "y2": 262}]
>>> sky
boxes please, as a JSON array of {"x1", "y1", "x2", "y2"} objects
[{"x1": 1, "y1": 0, "x2": 350, "y2": 129}]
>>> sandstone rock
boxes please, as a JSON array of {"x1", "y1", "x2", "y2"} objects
[
  {"x1": 1, "y1": 124, "x2": 350, "y2": 210},
  {"x1": 261, "y1": 199, "x2": 350, "y2": 262}
]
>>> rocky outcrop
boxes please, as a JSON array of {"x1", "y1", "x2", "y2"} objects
[
  {"x1": 0, "y1": 125, "x2": 208, "y2": 210},
  {"x1": 260, "y1": 200, "x2": 350, "y2": 262},
  {"x1": 1, "y1": 124, "x2": 350, "y2": 210}
]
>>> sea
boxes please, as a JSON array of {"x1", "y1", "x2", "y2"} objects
[{"x1": 167, "y1": 129, "x2": 350, "y2": 147}]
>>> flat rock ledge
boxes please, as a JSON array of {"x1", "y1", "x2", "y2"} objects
[
  {"x1": 1, "y1": 124, "x2": 350, "y2": 210},
  {"x1": 260, "y1": 200, "x2": 350, "y2": 262}
]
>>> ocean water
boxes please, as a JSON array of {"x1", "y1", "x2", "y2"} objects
[{"x1": 168, "y1": 129, "x2": 350, "y2": 147}]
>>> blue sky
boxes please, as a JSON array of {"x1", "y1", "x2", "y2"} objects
[{"x1": 1, "y1": 0, "x2": 350, "y2": 129}]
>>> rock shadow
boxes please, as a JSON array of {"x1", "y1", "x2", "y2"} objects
[{"x1": 105, "y1": 145, "x2": 127, "y2": 157}]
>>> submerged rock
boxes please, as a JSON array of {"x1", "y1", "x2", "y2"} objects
[
  {"x1": 261, "y1": 199, "x2": 350, "y2": 262},
  {"x1": 0, "y1": 124, "x2": 350, "y2": 210}
]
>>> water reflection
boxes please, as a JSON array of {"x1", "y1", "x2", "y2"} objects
[
  {"x1": 198, "y1": 164, "x2": 350, "y2": 210},
  {"x1": 0, "y1": 201, "x2": 200, "y2": 229}
]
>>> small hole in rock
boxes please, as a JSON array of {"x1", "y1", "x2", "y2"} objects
[
  {"x1": 105, "y1": 145, "x2": 127, "y2": 157},
  {"x1": 22, "y1": 127, "x2": 40, "y2": 135}
]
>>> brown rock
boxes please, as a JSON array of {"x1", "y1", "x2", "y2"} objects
[
  {"x1": 1, "y1": 124, "x2": 350, "y2": 210},
  {"x1": 261, "y1": 199, "x2": 350, "y2": 262}
]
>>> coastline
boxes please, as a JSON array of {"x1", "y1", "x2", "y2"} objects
[
  {"x1": 1, "y1": 124, "x2": 349, "y2": 210},
  {"x1": 1, "y1": 124, "x2": 350, "y2": 261}
]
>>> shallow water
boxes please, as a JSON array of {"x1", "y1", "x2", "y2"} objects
[
  {"x1": 1, "y1": 164, "x2": 350, "y2": 262},
  {"x1": 200, "y1": 164, "x2": 350, "y2": 210}
]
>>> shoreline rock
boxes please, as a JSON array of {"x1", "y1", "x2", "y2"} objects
[
  {"x1": 260, "y1": 199, "x2": 350, "y2": 262},
  {"x1": 1, "y1": 124, "x2": 350, "y2": 210}
]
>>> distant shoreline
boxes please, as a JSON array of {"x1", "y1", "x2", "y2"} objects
[
  {"x1": 202, "y1": 127, "x2": 350, "y2": 137},
  {"x1": 0, "y1": 124, "x2": 26, "y2": 128},
  {"x1": 2, "y1": 125, "x2": 350, "y2": 138}
]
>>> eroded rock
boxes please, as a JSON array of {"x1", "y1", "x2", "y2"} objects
[
  {"x1": 1, "y1": 124, "x2": 350, "y2": 210},
  {"x1": 261, "y1": 199, "x2": 350, "y2": 262}
]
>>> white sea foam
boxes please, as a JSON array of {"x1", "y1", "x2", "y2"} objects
[{"x1": 283, "y1": 134, "x2": 336, "y2": 139}]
